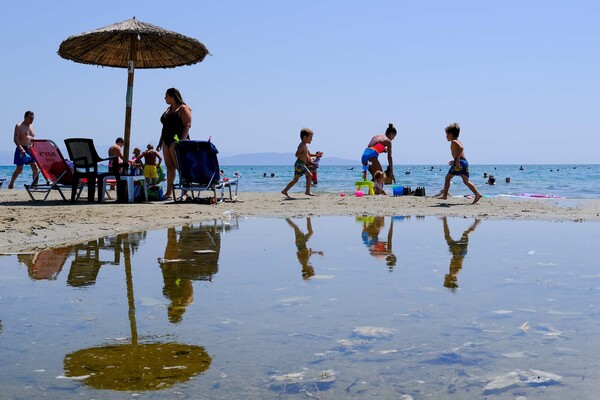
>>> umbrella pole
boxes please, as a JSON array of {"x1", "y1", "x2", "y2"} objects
[
  {"x1": 123, "y1": 33, "x2": 137, "y2": 165},
  {"x1": 124, "y1": 241, "x2": 139, "y2": 346}
]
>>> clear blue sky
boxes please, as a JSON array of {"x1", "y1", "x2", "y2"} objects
[{"x1": 1, "y1": 0, "x2": 598, "y2": 164}]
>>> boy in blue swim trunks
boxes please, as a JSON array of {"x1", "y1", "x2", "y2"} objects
[
  {"x1": 282, "y1": 128, "x2": 322, "y2": 198},
  {"x1": 436, "y1": 123, "x2": 482, "y2": 204}
]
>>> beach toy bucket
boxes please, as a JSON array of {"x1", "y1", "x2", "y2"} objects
[{"x1": 392, "y1": 185, "x2": 403, "y2": 197}]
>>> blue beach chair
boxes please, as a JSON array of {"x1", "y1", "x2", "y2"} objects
[{"x1": 173, "y1": 140, "x2": 238, "y2": 203}]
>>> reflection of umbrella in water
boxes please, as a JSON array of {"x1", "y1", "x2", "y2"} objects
[
  {"x1": 58, "y1": 17, "x2": 209, "y2": 161},
  {"x1": 64, "y1": 234, "x2": 211, "y2": 391}
]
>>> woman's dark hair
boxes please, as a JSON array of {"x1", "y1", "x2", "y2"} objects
[
  {"x1": 385, "y1": 123, "x2": 397, "y2": 136},
  {"x1": 166, "y1": 88, "x2": 186, "y2": 106}
]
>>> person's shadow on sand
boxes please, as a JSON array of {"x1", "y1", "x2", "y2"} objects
[{"x1": 441, "y1": 216, "x2": 480, "y2": 292}]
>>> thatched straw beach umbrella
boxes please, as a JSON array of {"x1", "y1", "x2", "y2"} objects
[{"x1": 58, "y1": 17, "x2": 209, "y2": 162}]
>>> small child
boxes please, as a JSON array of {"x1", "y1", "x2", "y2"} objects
[
  {"x1": 137, "y1": 144, "x2": 163, "y2": 186},
  {"x1": 308, "y1": 151, "x2": 323, "y2": 185},
  {"x1": 436, "y1": 123, "x2": 482, "y2": 204},
  {"x1": 374, "y1": 170, "x2": 387, "y2": 195},
  {"x1": 130, "y1": 147, "x2": 143, "y2": 175},
  {"x1": 282, "y1": 128, "x2": 321, "y2": 198}
]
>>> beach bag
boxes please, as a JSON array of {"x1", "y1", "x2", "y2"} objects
[
  {"x1": 21, "y1": 152, "x2": 33, "y2": 164},
  {"x1": 147, "y1": 186, "x2": 164, "y2": 201},
  {"x1": 133, "y1": 183, "x2": 146, "y2": 202},
  {"x1": 414, "y1": 187, "x2": 426, "y2": 196}
]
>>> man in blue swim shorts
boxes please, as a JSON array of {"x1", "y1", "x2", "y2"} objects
[{"x1": 8, "y1": 111, "x2": 38, "y2": 189}]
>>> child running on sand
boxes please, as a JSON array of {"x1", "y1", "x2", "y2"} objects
[
  {"x1": 436, "y1": 123, "x2": 482, "y2": 204},
  {"x1": 282, "y1": 128, "x2": 322, "y2": 198}
]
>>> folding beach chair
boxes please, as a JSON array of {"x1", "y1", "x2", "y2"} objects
[
  {"x1": 173, "y1": 140, "x2": 239, "y2": 203},
  {"x1": 24, "y1": 139, "x2": 85, "y2": 201},
  {"x1": 27, "y1": 247, "x2": 72, "y2": 280}
]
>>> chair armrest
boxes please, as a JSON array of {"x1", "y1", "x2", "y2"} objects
[{"x1": 99, "y1": 155, "x2": 118, "y2": 163}]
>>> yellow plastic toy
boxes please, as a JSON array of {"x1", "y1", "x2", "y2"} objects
[{"x1": 355, "y1": 179, "x2": 375, "y2": 195}]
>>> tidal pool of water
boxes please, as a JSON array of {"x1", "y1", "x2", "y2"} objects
[{"x1": 1, "y1": 216, "x2": 600, "y2": 399}]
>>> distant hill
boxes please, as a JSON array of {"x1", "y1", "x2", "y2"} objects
[
  {"x1": 218, "y1": 152, "x2": 356, "y2": 166},
  {"x1": 0, "y1": 149, "x2": 357, "y2": 166}
]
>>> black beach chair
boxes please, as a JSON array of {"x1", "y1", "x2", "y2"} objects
[{"x1": 64, "y1": 138, "x2": 122, "y2": 202}]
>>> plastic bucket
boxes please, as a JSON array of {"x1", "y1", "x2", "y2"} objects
[{"x1": 392, "y1": 185, "x2": 403, "y2": 197}]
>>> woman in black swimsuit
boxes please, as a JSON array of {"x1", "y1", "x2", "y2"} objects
[{"x1": 157, "y1": 88, "x2": 192, "y2": 199}]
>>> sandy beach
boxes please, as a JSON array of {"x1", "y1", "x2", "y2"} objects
[{"x1": 1, "y1": 189, "x2": 599, "y2": 254}]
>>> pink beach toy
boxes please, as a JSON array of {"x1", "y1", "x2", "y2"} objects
[{"x1": 355, "y1": 191, "x2": 364, "y2": 197}]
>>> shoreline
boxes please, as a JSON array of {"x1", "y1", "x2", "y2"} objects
[{"x1": 2, "y1": 189, "x2": 599, "y2": 254}]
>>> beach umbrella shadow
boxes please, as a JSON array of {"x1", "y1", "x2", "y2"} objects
[
  {"x1": 63, "y1": 233, "x2": 211, "y2": 391},
  {"x1": 58, "y1": 17, "x2": 209, "y2": 161}
]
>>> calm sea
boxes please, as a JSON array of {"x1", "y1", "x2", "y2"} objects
[{"x1": 1, "y1": 164, "x2": 599, "y2": 199}]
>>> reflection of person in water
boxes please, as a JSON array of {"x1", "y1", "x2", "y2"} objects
[
  {"x1": 286, "y1": 217, "x2": 323, "y2": 279},
  {"x1": 442, "y1": 216, "x2": 480, "y2": 291},
  {"x1": 160, "y1": 223, "x2": 221, "y2": 323},
  {"x1": 161, "y1": 227, "x2": 193, "y2": 323},
  {"x1": 360, "y1": 216, "x2": 397, "y2": 270}
]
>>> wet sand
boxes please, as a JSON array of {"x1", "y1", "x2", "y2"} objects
[{"x1": 1, "y1": 189, "x2": 599, "y2": 254}]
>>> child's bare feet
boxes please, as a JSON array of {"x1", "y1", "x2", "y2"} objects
[
  {"x1": 281, "y1": 190, "x2": 292, "y2": 199},
  {"x1": 472, "y1": 193, "x2": 482, "y2": 204}
]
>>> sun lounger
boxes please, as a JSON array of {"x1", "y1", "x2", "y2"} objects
[
  {"x1": 172, "y1": 140, "x2": 239, "y2": 203},
  {"x1": 24, "y1": 139, "x2": 85, "y2": 201}
]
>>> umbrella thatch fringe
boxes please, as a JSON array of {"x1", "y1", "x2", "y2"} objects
[{"x1": 58, "y1": 17, "x2": 209, "y2": 69}]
